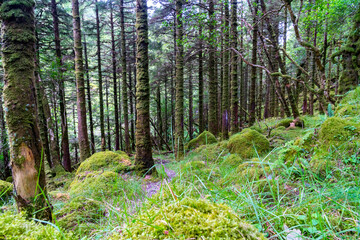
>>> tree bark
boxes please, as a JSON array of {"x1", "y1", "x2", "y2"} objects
[
  {"x1": 0, "y1": 0, "x2": 52, "y2": 220},
  {"x1": 135, "y1": 0, "x2": 155, "y2": 173},
  {"x1": 72, "y1": 0, "x2": 91, "y2": 162},
  {"x1": 249, "y1": 0, "x2": 258, "y2": 125},
  {"x1": 230, "y1": 0, "x2": 238, "y2": 133}
]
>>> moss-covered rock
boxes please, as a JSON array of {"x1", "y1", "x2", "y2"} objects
[
  {"x1": 185, "y1": 131, "x2": 217, "y2": 150},
  {"x1": 227, "y1": 129, "x2": 270, "y2": 159},
  {"x1": 0, "y1": 211, "x2": 73, "y2": 239},
  {"x1": 335, "y1": 87, "x2": 360, "y2": 118},
  {"x1": 319, "y1": 117, "x2": 360, "y2": 145},
  {"x1": 119, "y1": 197, "x2": 267, "y2": 239},
  {"x1": 0, "y1": 180, "x2": 12, "y2": 198},
  {"x1": 76, "y1": 151, "x2": 132, "y2": 174},
  {"x1": 221, "y1": 154, "x2": 243, "y2": 166},
  {"x1": 236, "y1": 158, "x2": 272, "y2": 182},
  {"x1": 275, "y1": 118, "x2": 305, "y2": 128},
  {"x1": 56, "y1": 196, "x2": 103, "y2": 234},
  {"x1": 69, "y1": 170, "x2": 124, "y2": 199},
  {"x1": 191, "y1": 141, "x2": 229, "y2": 162},
  {"x1": 309, "y1": 150, "x2": 337, "y2": 177}
]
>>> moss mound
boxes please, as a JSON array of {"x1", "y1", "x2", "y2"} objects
[
  {"x1": 192, "y1": 141, "x2": 229, "y2": 162},
  {"x1": 69, "y1": 171, "x2": 124, "y2": 199},
  {"x1": 186, "y1": 131, "x2": 217, "y2": 150},
  {"x1": 0, "y1": 180, "x2": 13, "y2": 198},
  {"x1": 236, "y1": 158, "x2": 272, "y2": 182},
  {"x1": 0, "y1": 211, "x2": 73, "y2": 239},
  {"x1": 76, "y1": 151, "x2": 131, "y2": 174},
  {"x1": 56, "y1": 196, "x2": 103, "y2": 234},
  {"x1": 221, "y1": 154, "x2": 243, "y2": 166},
  {"x1": 319, "y1": 117, "x2": 360, "y2": 145},
  {"x1": 121, "y1": 198, "x2": 266, "y2": 239},
  {"x1": 227, "y1": 129, "x2": 270, "y2": 159},
  {"x1": 335, "y1": 87, "x2": 360, "y2": 118},
  {"x1": 275, "y1": 118, "x2": 305, "y2": 128}
]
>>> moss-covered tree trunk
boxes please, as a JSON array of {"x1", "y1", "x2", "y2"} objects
[
  {"x1": 230, "y1": 0, "x2": 238, "y2": 134},
  {"x1": 175, "y1": 0, "x2": 184, "y2": 159},
  {"x1": 0, "y1": 84, "x2": 10, "y2": 180},
  {"x1": 51, "y1": 0, "x2": 71, "y2": 171},
  {"x1": 95, "y1": 0, "x2": 105, "y2": 151},
  {"x1": 121, "y1": 0, "x2": 131, "y2": 154},
  {"x1": 156, "y1": 81, "x2": 163, "y2": 148},
  {"x1": 83, "y1": 26, "x2": 95, "y2": 154},
  {"x1": 110, "y1": 4, "x2": 120, "y2": 151},
  {"x1": 129, "y1": 65, "x2": 135, "y2": 151},
  {"x1": 221, "y1": 0, "x2": 230, "y2": 139},
  {"x1": 249, "y1": 0, "x2": 258, "y2": 126},
  {"x1": 208, "y1": 0, "x2": 217, "y2": 135},
  {"x1": 198, "y1": 0, "x2": 204, "y2": 133},
  {"x1": 0, "y1": 0, "x2": 52, "y2": 220},
  {"x1": 135, "y1": 0, "x2": 155, "y2": 173},
  {"x1": 188, "y1": 65, "x2": 194, "y2": 140},
  {"x1": 72, "y1": 0, "x2": 91, "y2": 162}
]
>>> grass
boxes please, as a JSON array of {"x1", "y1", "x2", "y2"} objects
[{"x1": 1, "y1": 115, "x2": 360, "y2": 239}]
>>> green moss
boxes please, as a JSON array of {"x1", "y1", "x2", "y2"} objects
[
  {"x1": 76, "y1": 151, "x2": 132, "y2": 174},
  {"x1": 335, "y1": 87, "x2": 360, "y2": 118},
  {"x1": 309, "y1": 150, "x2": 337, "y2": 177},
  {"x1": 184, "y1": 160, "x2": 206, "y2": 169},
  {"x1": 221, "y1": 153, "x2": 243, "y2": 166},
  {"x1": 56, "y1": 196, "x2": 103, "y2": 234},
  {"x1": 236, "y1": 158, "x2": 272, "y2": 181},
  {"x1": 185, "y1": 131, "x2": 217, "y2": 150},
  {"x1": 227, "y1": 129, "x2": 270, "y2": 159},
  {"x1": 191, "y1": 141, "x2": 229, "y2": 162},
  {"x1": 319, "y1": 117, "x2": 360, "y2": 145},
  {"x1": 119, "y1": 198, "x2": 267, "y2": 239},
  {"x1": 69, "y1": 171, "x2": 123, "y2": 199},
  {"x1": 5, "y1": 176, "x2": 13, "y2": 183},
  {"x1": 0, "y1": 180, "x2": 13, "y2": 198},
  {"x1": 0, "y1": 211, "x2": 73, "y2": 239},
  {"x1": 276, "y1": 119, "x2": 293, "y2": 128}
]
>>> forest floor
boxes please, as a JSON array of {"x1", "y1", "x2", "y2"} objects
[{"x1": 1, "y1": 88, "x2": 360, "y2": 239}]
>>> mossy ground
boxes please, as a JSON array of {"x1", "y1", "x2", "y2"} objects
[
  {"x1": 1, "y1": 112, "x2": 360, "y2": 239},
  {"x1": 185, "y1": 130, "x2": 217, "y2": 150}
]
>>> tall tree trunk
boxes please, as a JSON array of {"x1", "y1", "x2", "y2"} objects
[
  {"x1": 121, "y1": 0, "x2": 131, "y2": 154},
  {"x1": 164, "y1": 75, "x2": 168, "y2": 143},
  {"x1": 221, "y1": 0, "x2": 230, "y2": 139},
  {"x1": 249, "y1": 0, "x2": 258, "y2": 126},
  {"x1": 129, "y1": 65, "x2": 135, "y2": 151},
  {"x1": 198, "y1": 1, "x2": 204, "y2": 133},
  {"x1": 95, "y1": 0, "x2": 106, "y2": 150},
  {"x1": 188, "y1": 66, "x2": 194, "y2": 140},
  {"x1": 135, "y1": 0, "x2": 155, "y2": 173},
  {"x1": 110, "y1": 4, "x2": 120, "y2": 151},
  {"x1": 0, "y1": 0, "x2": 52, "y2": 220},
  {"x1": 72, "y1": 0, "x2": 91, "y2": 162},
  {"x1": 0, "y1": 85, "x2": 10, "y2": 180},
  {"x1": 72, "y1": 106, "x2": 78, "y2": 164},
  {"x1": 156, "y1": 81, "x2": 163, "y2": 148},
  {"x1": 175, "y1": 0, "x2": 184, "y2": 159},
  {"x1": 208, "y1": 0, "x2": 217, "y2": 135},
  {"x1": 106, "y1": 79, "x2": 111, "y2": 150},
  {"x1": 83, "y1": 27, "x2": 95, "y2": 154},
  {"x1": 51, "y1": 0, "x2": 71, "y2": 171},
  {"x1": 230, "y1": 0, "x2": 238, "y2": 133}
]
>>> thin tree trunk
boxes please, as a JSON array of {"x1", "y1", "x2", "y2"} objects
[
  {"x1": 222, "y1": 0, "x2": 230, "y2": 138},
  {"x1": 249, "y1": 0, "x2": 258, "y2": 125},
  {"x1": 95, "y1": 0, "x2": 106, "y2": 150},
  {"x1": 188, "y1": 66, "x2": 194, "y2": 140},
  {"x1": 72, "y1": 0, "x2": 91, "y2": 162},
  {"x1": 0, "y1": 0, "x2": 52, "y2": 220},
  {"x1": 110, "y1": 4, "x2": 120, "y2": 151},
  {"x1": 230, "y1": 0, "x2": 238, "y2": 133},
  {"x1": 0, "y1": 85, "x2": 10, "y2": 179},
  {"x1": 72, "y1": 106, "x2": 78, "y2": 164},
  {"x1": 198, "y1": 0, "x2": 204, "y2": 133},
  {"x1": 51, "y1": 0, "x2": 71, "y2": 171},
  {"x1": 156, "y1": 81, "x2": 163, "y2": 148}
]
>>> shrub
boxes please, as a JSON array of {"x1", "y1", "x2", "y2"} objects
[
  {"x1": 185, "y1": 131, "x2": 217, "y2": 150},
  {"x1": 120, "y1": 197, "x2": 267, "y2": 239},
  {"x1": 0, "y1": 211, "x2": 72, "y2": 240},
  {"x1": 227, "y1": 129, "x2": 270, "y2": 159},
  {"x1": 76, "y1": 151, "x2": 132, "y2": 174}
]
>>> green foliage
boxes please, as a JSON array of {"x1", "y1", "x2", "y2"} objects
[
  {"x1": 191, "y1": 141, "x2": 229, "y2": 162},
  {"x1": 0, "y1": 211, "x2": 73, "y2": 240},
  {"x1": 56, "y1": 196, "x2": 103, "y2": 235},
  {"x1": 76, "y1": 151, "x2": 132, "y2": 174},
  {"x1": 227, "y1": 129, "x2": 270, "y2": 159},
  {"x1": 221, "y1": 153, "x2": 243, "y2": 166},
  {"x1": 236, "y1": 158, "x2": 272, "y2": 182},
  {"x1": 335, "y1": 87, "x2": 360, "y2": 118},
  {"x1": 0, "y1": 180, "x2": 12, "y2": 199},
  {"x1": 327, "y1": 104, "x2": 334, "y2": 117},
  {"x1": 120, "y1": 198, "x2": 267, "y2": 239},
  {"x1": 319, "y1": 117, "x2": 360, "y2": 144},
  {"x1": 185, "y1": 130, "x2": 217, "y2": 150}
]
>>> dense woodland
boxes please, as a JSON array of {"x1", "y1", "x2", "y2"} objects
[{"x1": 0, "y1": 0, "x2": 360, "y2": 239}]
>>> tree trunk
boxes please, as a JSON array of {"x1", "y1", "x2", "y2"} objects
[
  {"x1": 230, "y1": 0, "x2": 238, "y2": 133},
  {"x1": 249, "y1": 0, "x2": 258, "y2": 126},
  {"x1": 51, "y1": 0, "x2": 71, "y2": 171},
  {"x1": 175, "y1": 0, "x2": 184, "y2": 159},
  {"x1": 222, "y1": 0, "x2": 230, "y2": 139},
  {"x1": 188, "y1": 66, "x2": 194, "y2": 140},
  {"x1": 198, "y1": 1, "x2": 204, "y2": 133},
  {"x1": 72, "y1": 0, "x2": 91, "y2": 162},
  {"x1": 0, "y1": 0, "x2": 52, "y2": 220},
  {"x1": 110, "y1": 4, "x2": 120, "y2": 151},
  {"x1": 135, "y1": 0, "x2": 155, "y2": 173},
  {"x1": 0, "y1": 85, "x2": 10, "y2": 180},
  {"x1": 95, "y1": 0, "x2": 106, "y2": 150}
]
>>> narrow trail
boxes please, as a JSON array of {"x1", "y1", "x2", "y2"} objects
[{"x1": 143, "y1": 158, "x2": 177, "y2": 197}]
